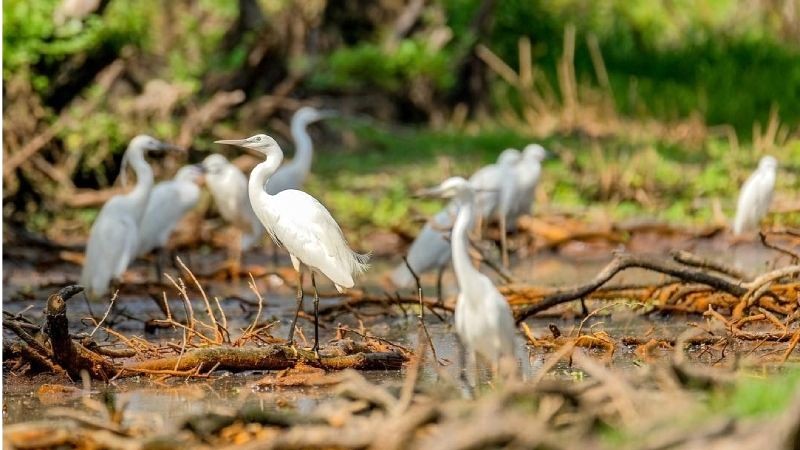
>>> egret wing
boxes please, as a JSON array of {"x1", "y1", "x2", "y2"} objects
[
  {"x1": 261, "y1": 190, "x2": 367, "y2": 287},
  {"x1": 81, "y1": 206, "x2": 139, "y2": 298}
]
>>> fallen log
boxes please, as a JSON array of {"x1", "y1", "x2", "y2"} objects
[{"x1": 122, "y1": 343, "x2": 405, "y2": 375}]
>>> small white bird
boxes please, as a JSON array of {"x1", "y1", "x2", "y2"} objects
[
  {"x1": 80, "y1": 135, "x2": 179, "y2": 299},
  {"x1": 390, "y1": 201, "x2": 457, "y2": 296},
  {"x1": 136, "y1": 165, "x2": 204, "y2": 276},
  {"x1": 733, "y1": 155, "x2": 778, "y2": 235},
  {"x1": 510, "y1": 143, "x2": 548, "y2": 222},
  {"x1": 201, "y1": 154, "x2": 263, "y2": 251},
  {"x1": 215, "y1": 133, "x2": 369, "y2": 351},
  {"x1": 265, "y1": 107, "x2": 335, "y2": 194},
  {"x1": 468, "y1": 149, "x2": 522, "y2": 267},
  {"x1": 417, "y1": 177, "x2": 516, "y2": 371}
]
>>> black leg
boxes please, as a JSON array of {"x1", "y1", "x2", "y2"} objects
[
  {"x1": 436, "y1": 264, "x2": 445, "y2": 306},
  {"x1": 170, "y1": 248, "x2": 180, "y2": 271},
  {"x1": 154, "y1": 249, "x2": 164, "y2": 283},
  {"x1": 311, "y1": 272, "x2": 320, "y2": 354},
  {"x1": 286, "y1": 270, "x2": 304, "y2": 345}
]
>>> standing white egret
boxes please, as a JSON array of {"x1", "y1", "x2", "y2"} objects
[
  {"x1": 417, "y1": 177, "x2": 516, "y2": 374},
  {"x1": 80, "y1": 135, "x2": 179, "y2": 299},
  {"x1": 468, "y1": 149, "x2": 522, "y2": 267},
  {"x1": 390, "y1": 201, "x2": 457, "y2": 298},
  {"x1": 733, "y1": 155, "x2": 778, "y2": 235},
  {"x1": 509, "y1": 143, "x2": 548, "y2": 224},
  {"x1": 265, "y1": 107, "x2": 335, "y2": 194},
  {"x1": 136, "y1": 164, "x2": 204, "y2": 277},
  {"x1": 202, "y1": 154, "x2": 264, "y2": 277},
  {"x1": 215, "y1": 133, "x2": 369, "y2": 352}
]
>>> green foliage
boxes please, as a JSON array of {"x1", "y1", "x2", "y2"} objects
[
  {"x1": 718, "y1": 369, "x2": 800, "y2": 417},
  {"x1": 311, "y1": 39, "x2": 455, "y2": 93},
  {"x1": 3, "y1": 0, "x2": 151, "y2": 91},
  {"x1": 444, "y1": 0, "x2": 800, "y2": 133}
]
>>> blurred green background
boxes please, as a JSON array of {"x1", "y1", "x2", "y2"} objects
[{"x1": 3, "y1": 0, "x2": 800, "y2": 238}]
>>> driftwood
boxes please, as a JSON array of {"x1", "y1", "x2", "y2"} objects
[{"x1": 4, "y1": 284, "x2": 408, "y2": 381}]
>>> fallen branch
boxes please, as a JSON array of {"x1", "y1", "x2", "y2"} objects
[{"x1": 514, "y1": 251, "x2": 748, "y2": 322}]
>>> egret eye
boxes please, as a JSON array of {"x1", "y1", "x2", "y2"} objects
[{"x1": 255, "y1": 136, "x2": 262, "y2": 142}]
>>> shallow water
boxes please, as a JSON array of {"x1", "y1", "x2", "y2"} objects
[{"x1": 2, "y1": 236, "x2": 789, "y2": 429}]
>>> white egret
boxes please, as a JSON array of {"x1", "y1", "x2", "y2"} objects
[
  {"x1": 215, "y1": 133, "x2": 369, "y2": 352},
  {"x1": 136, "y1": 164, "x2": 204, "y2": 277},
  {"x1": 201, "y1": 153, "x2": 264, "y2": 276},
  {"x1": 733, "y1": 155, "x2": 778, "y2": 235},
  {"x1": 265, "y1": 107, "x2": 335, "y2": 194},
  {"x1": 468, "y1": 149, "x2": 522, "y2": 267},
  {"x1": 509, "y1": 143, "x2": 548, "y2": 223},
  {"x1": 417, "y1": 177, "x2": 516, "y2": 373},
  {"x1": 80, "y1": 135, "x2": 179, "y2": 299},
  {"x1": 390, "y1": 201, "x2": 457, "y2": 298}
]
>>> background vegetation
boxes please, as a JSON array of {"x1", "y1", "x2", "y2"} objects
[{"x1": 3, "y1": 0, "x2": 800, "y2": 238}]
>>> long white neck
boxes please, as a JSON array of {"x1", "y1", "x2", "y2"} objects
[
  {"x1": 288, "y1": 118, "x2": 313, "y2": 179},
  {"x1": 124, "y1": 147, "x2": 154, "y2": 221},
  {"x1": 248, "y1": 147, "x2": 284, "y2": 219},
  {"x1": 451, "y1": 193, "x2": 482, "y2": 294}
]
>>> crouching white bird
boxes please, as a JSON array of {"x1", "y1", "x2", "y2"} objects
[
  {"x1": 417, "y1": 177, "x2": 516, "y2": 375},
  {"x1": 215, "y1": 133, "x2": 369, "y2": 352},
  {"x1": 136, "y1": 164, "x2": 204, "y2": 277},
  {"x1": 390, "y1": 201, "x2": 457, "y2": 297},
  {"x1": 733, "y1": 155, "x2": 778, "y2": 235},
  {"x1": 80, "y1": 135, "x2": 180, "y2": 299},
  {"x1": 469, "y1": 149, "x2": 522, "y2": 267}
]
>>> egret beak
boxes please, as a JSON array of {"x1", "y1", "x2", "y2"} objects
[
  {"x1": 413, "y1": 186, "x2": 446, "y2": 198},
  {"x1": 152, "y1": 141, "x2": 183, "y2": 153},
  {"x1": 318, "y1": 109, "x2": 338, "y2": 119},
  {"x1": 214, "y1": 139, "x2": 250, "y2": 147},
  {"x1": 475, "y1": 188, "x2": 499, "y2": 193}
]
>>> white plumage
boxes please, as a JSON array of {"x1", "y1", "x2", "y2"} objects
[
  {"x1": 509, "y1": 143, "x2": 547, "y2": 221},
  {"x1": 390, "y1": 202, "x2": 457, "y2": 287},
  {"x1": 80, "y1": 135, "x2": 176, "y2": 298},
  {"x1": 136, "y1": 165, "x2": 203, "y2": 256},
  {"x1": 201, "y1": 153, "x2": 263, "y2": 250},
  {"x1": 215, "y1": 133, "x2": 368, "y2": 351},
  {"x1": 468, "y1": 149, "x2": 521, "y2": 225},
  {"x1": 419, "y1": 177, "x2": 516, "y2": 365},
  {"x1": 733, "y1": 155, "x2": 778, "y2": 235}
]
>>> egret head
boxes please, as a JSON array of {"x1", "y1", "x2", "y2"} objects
[
  {"x1": 415, "y1": 176, "x2": 472, "y2": 200},
  {"x1": 129, "y1": 134, "x2": 181, "y2": 154},
  {"x1": 523, "y1": 143, "x2": 548, "y2": 161},
  {"x1": 294, "y1": 106, "x2": 337, "y2": 125},
  {"x1": 497, "y1": 148, "x2": 521, "y2": 165},
  {"x1": 215, "y1": 134, "x2": 281, "y2": 157},
  {"x1": 201, "y1": 154, "x2": 230, "y2": 175},
  {"x1": 175, "y1": 164, "x2": 205, "y2": 185},
  {"x1": 759, "y1": 155, "x2": 778, "y2": 171}
]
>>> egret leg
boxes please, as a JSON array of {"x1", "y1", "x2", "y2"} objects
[
  {"x1": 436, "y1": 264, "x2": 445, "y2": 306},
  {"x1": 311, "y1": 272, "x2": 320, "y2": 355},
  {"x1": 458, "y1": 339, "x2": 474, "y2": 399},
  {"x1": 500, "y1": 214, "x2": 509, "y2": 269},
  {"x1": 170, "y1": 248, "x2": 180, "y2": 271},
  {"x1": 154, "y1": 248, "x2": 165, "y2": 283},
  {"x1": 286, "y1": 270, "x2": 304, "y2": 345}
]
